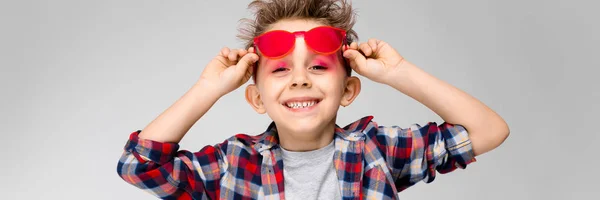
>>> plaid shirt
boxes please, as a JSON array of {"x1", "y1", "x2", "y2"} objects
[{"x1": 117, "y1": 116, "x2": 476, "y2": 199}]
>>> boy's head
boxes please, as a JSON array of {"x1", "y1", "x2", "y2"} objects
[{"x1": 239, "y1": 0, "x2": 362, "y2": 137}]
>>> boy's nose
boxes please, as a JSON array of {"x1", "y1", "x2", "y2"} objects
[
  {"x1": 291, "y1": 82, "x2": 311, "y2": 88},
  {"x1": 288, "y1": 37, "x2": 312, "y2": 89},
  {"x1": 289, "y1": 64, "x2": 312, "y2": 89}
]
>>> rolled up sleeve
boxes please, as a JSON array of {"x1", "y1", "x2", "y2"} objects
[
  {"x1": 434, "y1": 123, "x2": 476, "y2": 174},
  {"x1": 116, "y1": 131, "x2": 223, "y2": 199},
  {"x1": 123, "y1": 130, "x2": 180, "y2": 165},
  {"x1": 377, "y1": 122, "x2": 476, "y2": 191}
]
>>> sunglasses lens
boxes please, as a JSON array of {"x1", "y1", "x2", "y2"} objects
[
  {"x1": 256, "y1": 30, "x2": 295, "y2": 58},
  {"x1": 305, "y1": 27, "x2": 344, "y2": 54}
]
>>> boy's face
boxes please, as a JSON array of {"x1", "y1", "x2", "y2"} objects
[{"x1": 245, "y1": 19, "x2": 361, "y2": 136}]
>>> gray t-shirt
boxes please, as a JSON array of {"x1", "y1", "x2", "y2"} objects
[{"x1": 280, "y1": 140, "x2": 342, "y2": 200}]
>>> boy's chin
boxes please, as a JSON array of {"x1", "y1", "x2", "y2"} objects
[
  {"x1": 276, "y1": 116, "x2": 333, "y2": 135},
  {"x1": 288, "y1": 125, "x2": 320, "y2": 135}
]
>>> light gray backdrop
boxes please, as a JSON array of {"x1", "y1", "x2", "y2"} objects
[{"x1": 1, "y1": 0, "x2": 598, "y2": 199}]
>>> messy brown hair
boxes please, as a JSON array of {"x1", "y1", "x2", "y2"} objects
[{"x1": 237, "y1": 0, "x2": 358, "y2": 79}]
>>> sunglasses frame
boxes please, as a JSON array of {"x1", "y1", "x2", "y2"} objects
[{"x1": 253, "y1": 26, "x2": 347, "y2": 59}]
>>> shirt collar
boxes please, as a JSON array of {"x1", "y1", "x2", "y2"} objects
[{"x1": 253, "y1": 116, "x2": 375, "y2": 153}]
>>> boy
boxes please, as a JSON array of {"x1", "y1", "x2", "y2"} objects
[{"x1": 116, "y1": 0, "x2": 509, "y2": 199}]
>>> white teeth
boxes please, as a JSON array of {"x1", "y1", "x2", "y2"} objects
[{"x1": 286, "y1": 101, "x2": 317, "y2": 109}]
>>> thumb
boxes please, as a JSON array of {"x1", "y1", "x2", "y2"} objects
[
  {"x1": 343, "y1": 49, "x2": 366, "y2": 73},
  {"x1": 235, "y1": 52, "x2": 259, "y2": 73}
]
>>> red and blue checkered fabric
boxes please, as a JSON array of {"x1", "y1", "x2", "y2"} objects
[{"x1": 117, "y1": 116, "x2": 476, "y2": 199}]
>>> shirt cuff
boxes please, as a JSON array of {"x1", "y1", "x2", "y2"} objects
[
  {"x1": 123, "y1": 130, "x2": 180, "y2": 165},
  {"x1": 438, "y1": 123, "x2": 477, "y2": 173}
]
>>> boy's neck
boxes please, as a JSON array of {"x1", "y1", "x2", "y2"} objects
[{"x1": 276, "y1": 121, "x2": 336, "y2": 152}]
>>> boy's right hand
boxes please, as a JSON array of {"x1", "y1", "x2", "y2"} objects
[{"x1": 196, "y1": 47, "x2": 259, "y2": 97}]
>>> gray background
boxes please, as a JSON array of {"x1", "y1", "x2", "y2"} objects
[{"x1": 1, "y1": 0, "x2": 598, "y2": 199}]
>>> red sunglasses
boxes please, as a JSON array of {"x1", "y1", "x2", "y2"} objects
[{"x1": 253, "y1": 26, "x2": 347, "y2": 59}]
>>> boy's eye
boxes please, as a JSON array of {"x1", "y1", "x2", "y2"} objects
[
  {"x1": 272, "y1": 67, "x2": 287, "y2": 73},
  {"x1": 311, "y1": 65, "x2": 328, "y2": 70}
]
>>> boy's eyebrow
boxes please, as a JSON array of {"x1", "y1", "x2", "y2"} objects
[
  {"x1": 262, "y1": 60, "x2": 288, "y2": 71},
  {"x1": 314, "y1": 59, "x2": 329, "y2": 67},
  {"x1": 261, "y1": 53, "x2": 340, "y2": 70},
  {"x1": 313, "y1": 54, "x2": 338, "y2": 66}
]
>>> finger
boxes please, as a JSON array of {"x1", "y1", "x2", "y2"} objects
[
  {"x1": 238, "y1": 49, "x2": 248, "y2": 57},
  {"x1": 248, "y1": 47, "x2": 255, "y2": 53},
  {"x1": 243, "y1": 65, "x2": 254, "y2": 82},
  {"x1": 343, "y1": 42, "x2": 357, "y2": 52},
  {"x1": 367, "y1": 39, "x2": 379, "y2": 57},
  {"x1": 220, "y1": 47, "x2": 230, "y2": 57},
  {"x1": 235, "y1": 52, "x2": 259, "y2": 74},
  {"x1": 358, "y1": 42, "x2": 373, "y2": 57},
  {"x1": 228, "y1": 49, "x2": 240, "y2": 62},
  {"x1": 343, "y1": 49, "x2": 366, "y2": 73},
  {"x1": 350, "y1": 41, "x2": 359, "y2": 50}
]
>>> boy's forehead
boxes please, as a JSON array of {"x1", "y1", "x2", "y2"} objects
[{"x1": 267, "y1": 19, "x2": 326, "y2": 33}]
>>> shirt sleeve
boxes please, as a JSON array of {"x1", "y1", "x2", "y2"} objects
[
  {"x1": 116, "y1": 130, "x2": 225, "y2": 199},
  {"x1": 376, "y1": 122, "x2": 476, "y2": 192}
]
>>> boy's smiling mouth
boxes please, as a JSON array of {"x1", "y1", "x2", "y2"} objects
[{"x1": 282, "y1": 97, "x2": 322, "y2": 111}]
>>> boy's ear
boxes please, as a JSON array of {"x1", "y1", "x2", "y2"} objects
[
  {"x1": 245, "y1": 84, "x2": 266, "y2": 114},
  {"x1": 340, "y1": 76, "x2": 361, "y2": 107}
]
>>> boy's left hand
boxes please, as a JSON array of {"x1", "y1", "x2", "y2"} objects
[{"x1": 343, "y1": 39, "x2": 406, "y2": 84}]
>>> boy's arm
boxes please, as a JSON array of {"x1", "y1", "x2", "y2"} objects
[
  {"x1": 117, "y1": 47, "x2": 259, "y2": 198},
  {"x1": 385, "y1": 61, "x2": 509, "y2": 156},
  {"x1": 138, "y1": 83, "x2": 221, "y2": 143},
  {"x1": 138, "y1": 47, "x2": 259, "y2": 143},
  {"x1": 343, "y1": 39, "x2": 509, "y2": 156}
]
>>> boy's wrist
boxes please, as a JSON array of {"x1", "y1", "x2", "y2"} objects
[
  {"x1": 382, "y1": 59, "x2": 414, "y2": 89},
  {"x1": 384, "y1": 60, "x2": 440, "y2": 104},
  {"x1": 188, "y1": 80, "x2": 224, "y2": 106},
  {"x1": 193, "y1": 79, "x2": 227, "y2": 99}
]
